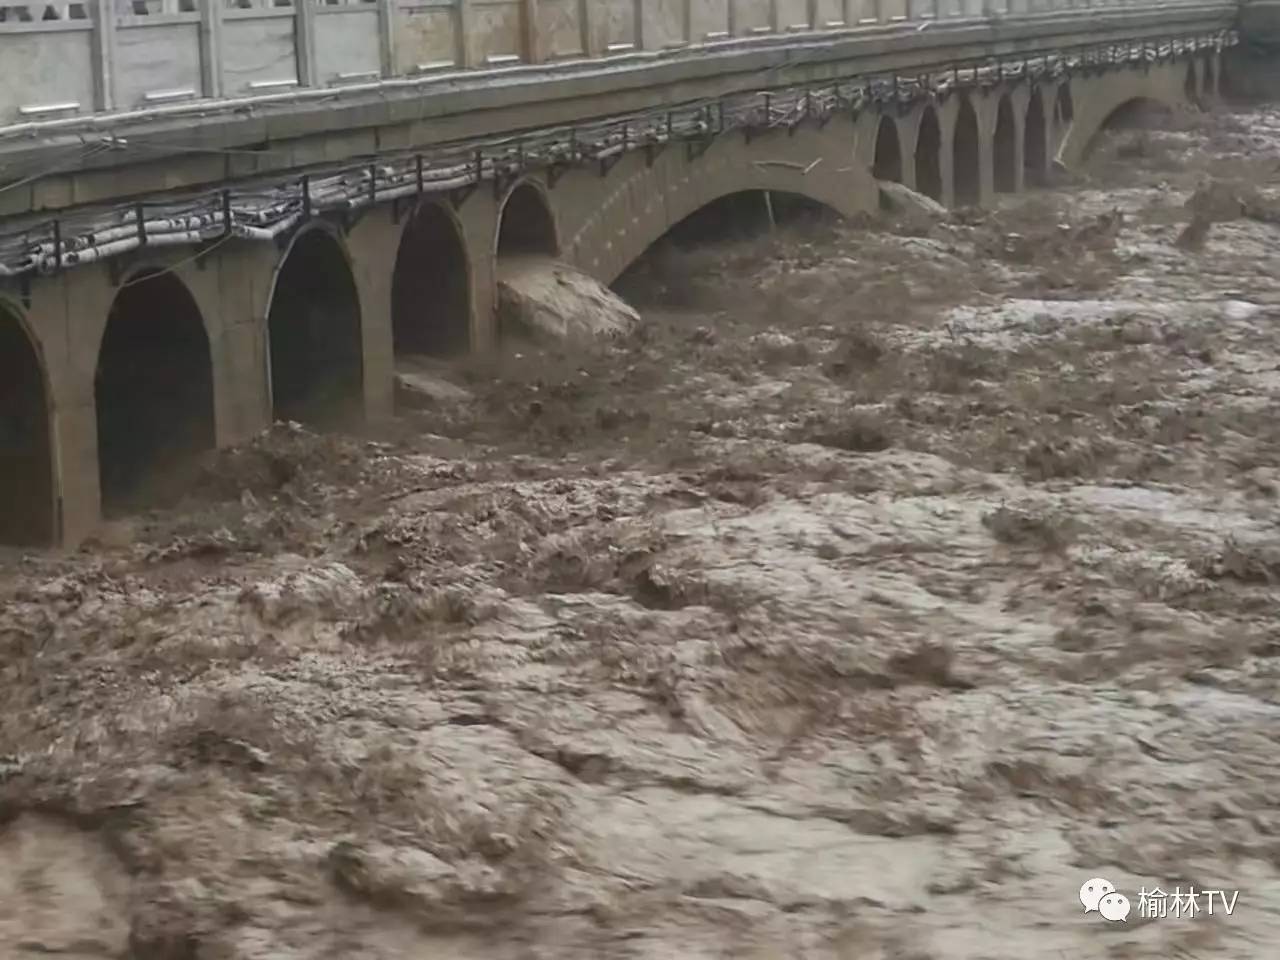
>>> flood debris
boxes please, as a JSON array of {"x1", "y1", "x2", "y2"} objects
[
  {"x1": 5, "y1": 107, "x2": 1280, "y2": 958},
  {"x1": 394, "y1": 355, "x2": 476, "y2": 410}
]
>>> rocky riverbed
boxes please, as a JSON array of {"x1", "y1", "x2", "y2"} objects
[{"x1": 3, "y1": 104, "x2": 1280, "y2": 960}]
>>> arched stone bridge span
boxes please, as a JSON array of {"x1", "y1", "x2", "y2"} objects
[{"x1": 0, "y1": 9, "x2": 1237, "y2": 547}]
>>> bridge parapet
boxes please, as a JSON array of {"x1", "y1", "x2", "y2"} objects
[{"x1": 0, "y1": 0, "x2": 1233, "y2": 127}]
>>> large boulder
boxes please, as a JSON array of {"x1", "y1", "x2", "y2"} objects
[
  {"x1": 876, "y1": 179, "x2": 948, "y2": 218},
  {"x1": 496, "y1": 256, "x2": 640, "y2": 343}
]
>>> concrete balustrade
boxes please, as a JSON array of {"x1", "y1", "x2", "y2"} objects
[{"x1": 0, "y1": 0, "x2": 1211, "y2": 124}]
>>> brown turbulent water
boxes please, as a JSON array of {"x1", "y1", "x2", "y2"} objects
[{"x1": 3, "y1": 105, "x2": 1280, "y2": 960}]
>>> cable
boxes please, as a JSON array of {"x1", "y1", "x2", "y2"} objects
[
  {"x1": 114, "y1": 139, "x2": 301, "y2": 159},
  {"x1": 0, "y1": 140, "x2": 114, "y2": 197},
  {"x1": 113, "y1": 232, "x2": 236, "y2": 290},
  {"x1": 0, "y1": 25, "x2": 1234, "y2": 279}
]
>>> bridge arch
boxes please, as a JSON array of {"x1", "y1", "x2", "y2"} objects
[
  {"x1": 993, "y1": 95, "x2": 1017, "y2": 194},
  {"x1": 497, "y1": 179, "x2": 559, "y2": 256},
  {"x1": 267, "y1": 221, "x2": 364, "y2": 425},
  {"x1": 392, "y1": 199, "x2": 472, "y2": 358},
  {"x1": 914, "y1": 106, "x2": 943, "y2": 202},
  {"x1": 1024, "y1": 89, "x2": 1047, "y2": 186},
  {"x1": 872, "y1": 114, "x2": 903, "y2": 183},
  {"x1": 1080, "y1": 96, "x2": 1178, "y2": 162},
  {"x1": 0, "y1": 299, "x2": 55, "y2": 546},
  {"x1": 1057, "y1": 61, "x2": 1190, "y2": 167},
  {"x1": 562, "y1": 128, "x2": 866, "y2": 285},
  {"x1": 953, "y1": 95, "x2": 981, "y2": 206},
  {"x1": 95, "y1": 268, "x2": 216, "y2": 514}
]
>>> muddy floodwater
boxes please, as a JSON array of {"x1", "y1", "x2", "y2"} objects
[{"x1": 5, "y1": 106, "x2": 1280, "y2": 960}]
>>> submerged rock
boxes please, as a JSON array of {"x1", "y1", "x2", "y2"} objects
[
  {"x1": 1182, "y1": 176, "x2": 1280, "y2": 229},
  {"x1": 394, "y1": 356, "x2": 475, "y2": 410},
  {"x1": 496, "y1": 256, "x2": 640, "y2": 342}
]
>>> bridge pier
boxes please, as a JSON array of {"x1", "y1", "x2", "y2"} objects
[
  {"x1": 346, "y1": 210, "x2": 403, "y2": 418},
  {"x1": 212, "y1": 245, "x2": 277, "y2": 447},
  {"x1": 1015, "y1": 86, "x2": 1045, "y2": 191},
  {"x1": 460, "y1": 192, "x2": 502, "y2": 353},
  {"x1": 16, "y1": 245, "x2": 274, "y2": 543},
  {"x1": 0, "y1": 52, "x2": 1218, "y2": 549}
]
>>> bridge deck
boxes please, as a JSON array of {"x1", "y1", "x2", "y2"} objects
[
  {"x1": 0, "y1": 29, "x2": 1235, "y2": 281},
  {"x1": 0, "y1": 1, "x2": 1240, "y2": 229}
]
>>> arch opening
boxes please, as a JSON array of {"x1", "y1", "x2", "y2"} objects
[
  {"x1": 612, "y1": 190, "x2": 836, "y2": 307},
  {"x1": 872, "y1": 115, "x2": 903, "y2": 184},
  {"x1": 654, "y1": 190, "x2": 834, "y2": 248},
  {"x1": 0, "y1": 306, "x2": 54, "y2": 545},
  {"x1": 393, "y1": 202, "x2": 471, "y2": 358},
  {"x1": 497, "y1": 183, "x2": 559, "y2": 257},
  {"x1": 914, "y1": 107, "x2": 943, "y2": 203},
  {"x1": 1080, "y1": 97, "x2": 1177, "y2": 162},
  {"x1": 994, "y1": 96, "x2": 1017, "y2": 194},
  {"x1": 1024, "y1": 92, "x2": 1047, "y2": 186},
  {"x1": 268, "y1": 229, "x2": 364, "y2": 426},
  {"x1": 953, "y1": 97, "x2": 981, "y2": 206},
  {"x1": 95, "y1": 270, "x2": 215, "y2": 515},
  {"x1": 1104, "y1": 98, "x2": 1176, "y2": 130}
]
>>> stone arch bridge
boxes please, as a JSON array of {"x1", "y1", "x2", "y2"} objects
[{"x1": 0, "y1": 0, "x2": 1241, "y2": 546}]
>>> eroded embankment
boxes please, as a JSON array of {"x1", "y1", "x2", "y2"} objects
[{"x1": 3, "y1": 106, "x2": 1280, "y2": 960}]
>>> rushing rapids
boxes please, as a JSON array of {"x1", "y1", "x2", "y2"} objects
[{"x1": 2, "y1": 102, "x2": 1280, "y2": 959}]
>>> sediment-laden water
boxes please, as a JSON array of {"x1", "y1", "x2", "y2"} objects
[{"x1": 3, "y1": 105, "x2": 1280, "y2": 960}]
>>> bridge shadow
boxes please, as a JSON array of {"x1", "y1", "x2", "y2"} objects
[
  {"x1": 0, "y1": 304, "x2": 54, "y2": 546},
  {"x1": 873, "y1": 115, "x2": 904, "y2": 186},
  {"x1": 498, "y1": 182, "x2": 559, "y2": 257},
  {"x1": 1081, "y1": 97, "x2": 1179, "y2": 161},
  {"x1": 915, "y1": 107, "x2": 943, "y2": 203},
  {"x1": 1025, "y1": 91, "x2": 1047, "y2": 186},
  {"x1": 612, "y1": 190, "x2": 835, "y2": 310},
  {"x1": 393, "y1": 201, "x2": 472, "y2": 359},
  {"x1": 95, "y1": 270, "x2": 216, "y2": 516},
  {"x1": 268, "y1": 227, "x2": 365, "y2": 427},
  {"x1": 953, "y1": 96, "x2": 981, "y2": 207},
  {"x1": 995, "y1": 95, "x2": 1017, "y2": 194}
]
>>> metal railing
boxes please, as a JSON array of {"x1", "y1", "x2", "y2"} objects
[{"x1": 0, "y1": 28, "x2": 1235, "y2": 279}]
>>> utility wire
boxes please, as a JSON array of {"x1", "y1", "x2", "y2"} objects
[
  {"x1": 113, "y1": 232, "x2": 236, "y2": 290},
  {"x1": 0, "y1": 140, "x2": 115, "y2": 197},
  {"x1": 0, "y1": 28, "x2": 1231, "y2": 277}
]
